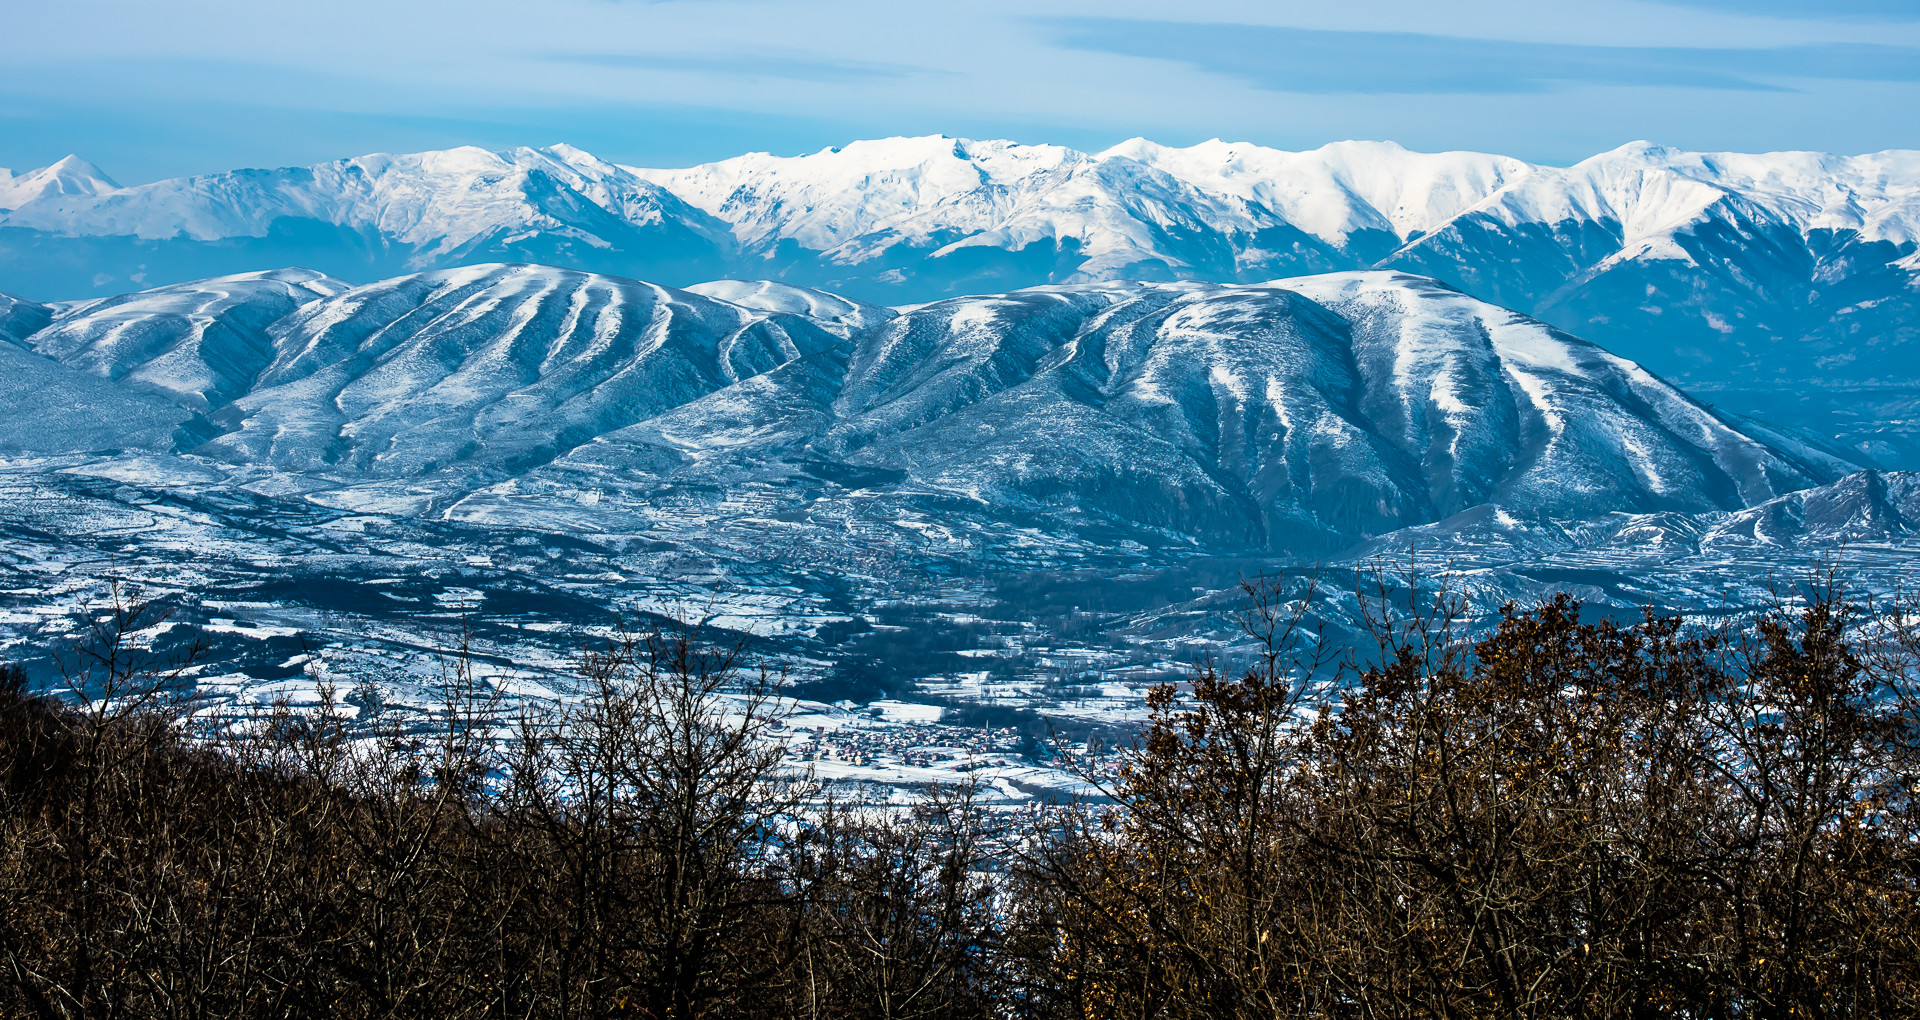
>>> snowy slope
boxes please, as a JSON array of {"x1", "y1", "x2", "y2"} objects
[
  {"x1": 798, "y1": 272, "x2": 1847, "y2": 549},
  {"x1": 7, "y1": 138, "x2": 1917, "y2": 304},
  {"x1": 630, "y1": 137, "x2": 1089, "y2": 254},
  {"x1": 630, "y1": 136, "x2": 1533, "y2": 277},
  {"x1": 0, "y1": 147, "x2": 734, "y2": 297},
  {"x1": 1101, "y1": 138, "x2": 1535, "y2": 252},
  {"x1": 630, "y1": 136, "x2": 1920, "y2": 405},
  {"x1": 0, "y1": 292, "x2": 52, "y2": 348},
  {"x1": 1384, "y1": 142, "x2": 1920, "y2": 388},
  {"x1": 6, "y1": 140, "x2": 1916, "y2": 381},
  {"x1": 1522, "y1": 143, "x2": 1920, "y2": 248},
  {"x1": 629, "y1": 136, "x2": 1297, "y2": 292},
  {"x1": 0, "y1": 156, "x2": 119, "y2": 212},
  {"x1": 0, "y1": 264, "x2": 1860, "y2": 552},
  {"x1": 630, "y1": 136, "x2": 1918, "y2": 308},
  {"x1": 195, "y1": 264, "x2": 847, "y2": 480},
  {"x1": 1700, "y1": 469, "x2": 1920, "y2": 547},
  {"x1": 25, "y1": 269, "x2": 348, "y2": 410},
  {"x1": 0, "y1": 341, "x2": 190, "y2": 454},
  {"x1": 4, "y1": 133, "x2": 1917, "y2": 467},
  {"x1": 683, "y1": 279, "x2": 895, "y2": 336},
  {"x1": 3, "y1": 146, "x2": 707, "y2": 249},
  {"x1": 1279, "y1": 273, "x2": 1842, "y2": 509}
]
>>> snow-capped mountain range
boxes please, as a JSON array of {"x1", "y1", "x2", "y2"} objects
[
  {"x1": 4, "y1": 135, "x2": 1918, "y2": 760},
  {"x1": 0, "y1": 263, "x2": 1858, "y2": 554},
  {"x1": 3, "y1": 259, "x2": 1913, "y2": 740},
  {"x1": 4, "y1": 136, "x2": 1917, "y2": 449}
]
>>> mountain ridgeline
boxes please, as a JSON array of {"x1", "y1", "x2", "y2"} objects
[
  {"x1": 4, "y1": 137, "x2": 1918, "y2": 412},
  {"x1": 0, "y1": 264, "x2": 1856, "y2": 555}
]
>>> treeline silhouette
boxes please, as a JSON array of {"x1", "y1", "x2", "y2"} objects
[{"x1": 1, "y1": 573, "x2": 1918, "y2": 1019}]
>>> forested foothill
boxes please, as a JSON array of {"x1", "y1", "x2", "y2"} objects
[{"x1": 1, "y1": 570, "x2": 1917, "y2": 1019}]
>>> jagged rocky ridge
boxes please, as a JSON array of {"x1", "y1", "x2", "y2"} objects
[{"x1": 0, "y1": 264, "x2": 1858, "y2": 555}]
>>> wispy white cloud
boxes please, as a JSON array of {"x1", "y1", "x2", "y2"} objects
[
  {"x1": 1641, "y1": 0, "x2": 1920, "y2": 21},
  {"x1": 1045, "y1": 19, "x2": 1920, "y2": 95},
  {"x1": 554, "y1": 52, "x2": 942, "y2": 83},
  {"x1": 2, "y1": 0, "x2": 1917, "y2": 184}
]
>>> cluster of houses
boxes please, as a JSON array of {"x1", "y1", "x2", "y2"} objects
[{"x1": 787, "y1": 719, "x2": 1024, "y2": 772}]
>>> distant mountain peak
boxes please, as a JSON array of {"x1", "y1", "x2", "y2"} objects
[
  {"x1": 43, "y1": 154, "x2": 117, "y2": 182},
  {"x1": 2, "y1": 137, "x2": 1918, "y2": 440},
  {"x1": 0, "y1": 153, "x2": 120, "y2": 211}
]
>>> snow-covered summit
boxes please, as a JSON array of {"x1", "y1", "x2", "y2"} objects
[
  {"x1": 0, "y1": 145, "x2": 734, "y2": 303},
  {"x1": 0, "y1": 145, "x2": 722, "y2": 250},
  {"x1": 1100, "y1": 138, "x2": 1536, "y2": 245},
  {"x1": 1399, "y1": 140, "x2": 1920, "y2": 264},
  {"x1": 628, "y1": 136, "x2": 1087, "y2": 252},
  {"x1": 8, "y1": 136, "x2": 1917, "y2": 282},
  {"x1": 4, "y1": 136, "x2": 1918, "y2": 413},
  {"x1": 1606, "y1": 141, "x2": 1920, "y2": 245},
  {"x1": 0, "y1": 155, "x2": 120, "y2": 212},
  {"x1": 626, "y1": 134, "x2": 1264, "y2": 283}
]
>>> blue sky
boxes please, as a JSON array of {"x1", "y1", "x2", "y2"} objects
[{"x1": 4, "y1": 0, "x2": 1918, "y2": 183}]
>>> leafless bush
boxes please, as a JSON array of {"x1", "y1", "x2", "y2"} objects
[{"x1": 2, "y1": 573, "x2": 1916, "y2": 1018}]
